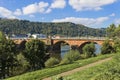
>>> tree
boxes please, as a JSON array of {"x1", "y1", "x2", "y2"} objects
[
  {"x1": 24, "y1": 39, "x2": 46, "y2": 70},
  {"x1": 113, "y1": 38, "x2": 120, "y2": 52},
  {"x1": 114, "y1": 24, "x2": 120, "y2": 38},
  {"x1": 106, "y1": 24, "x2": 116, "y2": 38},
  {"x1": 82, "y1": 43, "x2": 96, "y2": 58},
  {"x1": 101, "y1": 40, "x2": 114, "y2": 54},
  {"x1": 0, "y1": 31, "x2": 17, "y2": 78}
]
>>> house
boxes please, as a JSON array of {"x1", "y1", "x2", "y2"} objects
[{"x1": 32, "y1": 34, "x2": 46, "y2": 39}]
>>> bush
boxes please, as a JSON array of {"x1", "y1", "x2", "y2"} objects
[
  {"x1": 101, "y1": 40, "x2": 114, "y2": 54},
  {"x1": 45, "y1": 57, "x2": 60, "y2": 67},
  {"x1": 60, "y1": 50, "x2": 80, "y2": 64},
  {"x1": 82, "y1": 43, "x2": 96, "y2": 58}
]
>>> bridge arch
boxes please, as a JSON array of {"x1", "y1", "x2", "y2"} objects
[
  {"x1": 78, "y1": 41, "x2": 101, "y2": 54},
  {"x1": 52, "y1": 40, "x2": 70, "y2": 54},
  {"x1": 17, "y1": 40, "x2": 27, "y2": 50}
]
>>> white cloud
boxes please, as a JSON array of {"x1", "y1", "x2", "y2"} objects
[
  {"x1": 50, "y1": 0, "x2": 66, "y2": 9},
  {"x1": 22, "y1": 1, "x2": 49, "y2": 15},
  {"x1": 52, "y1": 17, "x2": 109, "y2": 27},
  {"x1": 38, "y1": 2, "x2": 49, "y2": 13},
  {"x1": 69, "y1": 0, "x2": 116, "y2": 11},
  {"x1": 0, "y1": 7, "x2": 16, "y2": 19},
  {"x1": 14, "y1": 9, "x2": 22, "y2": 16},
  {"x1": 110, "y1": 13, "x2": 115, "y2": 17},
  {"x1": 22, "y1": 0, "x2": 66, "y2": 15},
  {"x1": 22, "y1": 3, "x2": 38, "y2": 15}
]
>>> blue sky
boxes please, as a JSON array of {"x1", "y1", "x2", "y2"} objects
[{"x1": 0, "y1": 0, "x2": 120, "y2": 28}]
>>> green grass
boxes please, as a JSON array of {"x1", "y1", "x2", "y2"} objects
[
  {"x1": 52, "y1": 53, "x2": 120, "y2": 80},
  {"x1": 6, "y1": 54, "x2": 114, "y2": 80}
]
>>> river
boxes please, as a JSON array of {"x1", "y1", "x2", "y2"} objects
[{"x1": 61, "y1": 44, "x2": 101, "y2": 57}]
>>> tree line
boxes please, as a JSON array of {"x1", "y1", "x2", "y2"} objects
[{"x1": 0, "y1": 18, "x2": 106, "y2": 37}]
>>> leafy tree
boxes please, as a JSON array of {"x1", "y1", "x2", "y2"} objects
[
  {"x1": 106, "y1": 24, "x2": 116, "y2": 38},
  {"x1": 11, "y1": 53, "x2": 29, "y2": 75},
  {"x1": 82, "y1": 43, "x2": 96, "y2": 58},
  {"x1": 0, "y1": 31, "x2": 17, "y2": 78},
  {"x1": 101, "y1": 40, "x2": 114, "y2": 54},
  {"x1": 113, "y1": 38, "x2": 120, "y2": 52},
  {"x1": 24, "y1": 39, "x2": 46, "y2": 70},
  {"x1": 114, "y1": 24, "x2": 120, "y2": 38}
]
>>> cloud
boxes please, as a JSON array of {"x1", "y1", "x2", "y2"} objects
[
  {"x1": 22, "y1": 1, "x2": 49, "y2": 15},
  {"x1": 0, "y1": 7, "x2": 16, "y2": 19},
  {"x1": 69, "y1": 0, "x2": 116, "y2": 11},
  {"x1": 109, "y1": 13, "x2": 115, "y2": 17},
  {"x1": 14, "y1": 9, "x2": 22, "y2": 16},
  {"x1": 22, "y1": 0, "x2": 66, "y2": 15},
  {"x1": 52, "y1": 17, "x2": 109, "y2": 27},
  {"x1": 50, "y1": 0, "x2": 66, "y2": 9}
]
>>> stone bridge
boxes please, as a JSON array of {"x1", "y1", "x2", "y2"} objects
[{"x1": 12, "y1": 37, "x2": 108, "y2": 54}]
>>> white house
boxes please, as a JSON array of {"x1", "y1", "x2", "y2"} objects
[{"x1": 32, "y1": 34, "x2": 46, "y2": 39}]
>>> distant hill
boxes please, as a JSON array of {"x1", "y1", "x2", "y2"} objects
[{"x1": 0, "y1": 18, "x2": 106, "y2": 37}]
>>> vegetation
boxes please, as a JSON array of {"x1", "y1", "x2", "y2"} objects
[
  {"x1": 56, "y1": 53, "x2": 119, "y2": 80},
  {"x1": 82, "y1": 43, "x2": 96, "y2": 58},
  {"x1": 0, "y1": 32, "x2": 47, "y2": 78},
  {"x1": 6, "y1": 54, "x2": 113, "y2": 80},
  {"x1": 0, "y1": 18, "x2": 106, "y2": 37},
  {"x1": 0, "y1": 31, "x2": 17, "y2": 78},
  {"x1": 101, "y1": 40, "x2": 114, "y2": 54},
  {"x1": 23, "y1": 39, "x2": 46, "y2": 70},
  {"x1": 60, "y1": 50, "x2": 80, "y2": 64},
  {"x1": 45, "y1": 57, "x2": 60, "y2": 67},
  {"x1": 0, "y1": 22, "x2": 118, "y2": 79}
]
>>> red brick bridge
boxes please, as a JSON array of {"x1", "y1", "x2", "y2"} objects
[{"x1": 12, "y1": 37, "x2": 108, "y2": 54}]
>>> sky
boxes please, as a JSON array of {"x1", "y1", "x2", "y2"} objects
[{"x1": 0, "y1": 0, "x2": 120, "y2": 28}]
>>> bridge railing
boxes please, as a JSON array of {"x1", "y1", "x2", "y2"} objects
[
  {"x1": 52, "y1": 37, "x2": 107, "y2": 40},
  {"x1": 9, "y1": 37, "x2": 108, "y2": 40}
]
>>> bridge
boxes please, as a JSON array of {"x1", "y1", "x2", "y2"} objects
[{"x1": 11, "y1": 37, "x2": 108, "y2": 54}]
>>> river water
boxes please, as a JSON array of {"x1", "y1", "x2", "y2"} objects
[{"x1": 61, "y1": 44, "x2": 101, "y2": 57}]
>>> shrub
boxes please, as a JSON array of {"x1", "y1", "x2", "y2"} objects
[
  {"x1": 60, "y1": 50, "x2": 80, "y2": 64},
  {"x1": 82, "y1": 43, "x2": 96, "y2": 58},
  {"x1": 45, "y1": 57, "x2": 60, "y2": 67},
  {"x1": 101, "y1": 40, "x2": 114, "y2": 54}
]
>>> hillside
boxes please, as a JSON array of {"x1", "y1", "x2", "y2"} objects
[{"x1": 0, "y1": 18, "x2": 106, "y2": 37}]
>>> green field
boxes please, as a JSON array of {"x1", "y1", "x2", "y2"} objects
[
  {"x1": 6, "y1": 54, "x2": 114, "y2": 80},
  {"x1": 52, "y1": 53, "x2": 120, "y2": 80}
]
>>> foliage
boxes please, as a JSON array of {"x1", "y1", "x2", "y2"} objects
[
  {"x1": 0, "y1": 33, "x2": 17, "y2": 78},
  {"x1": 23, "y1": 39, "x2": 46, "y2": 70},
  {"x1": 0, "y1": 19, "x2": 106, "y2": 37},
  {"x1": 101, "y1": 40, "x2": 114, "y2": 54},
  {"x1": 6, "y1": 54, "x2": 113, "y2": 80},
  {"x1": 0, "y1": 31, "x2": 6, "y2": 42},
  {"x1": 60, "y1": 50, "x2": 80, "y2": 64},
  {"x1": 45, "y1": 57, "x2": 60, "y2": 67},
  {"x1": 106, "y1": 24, "x2": 116, "y2": 38},
  {"x1": 113, "y1": 38, "x2": 120, "y2": 52},
  {"x1": 82, "y1": 43, "x2": 96, "y2": 58},
  {"x1": 106, "y1": 24, "x2": 120, "y2": 38},
  {"x1": 11, "y1": 53, "x2": 30, "y2": 75}
]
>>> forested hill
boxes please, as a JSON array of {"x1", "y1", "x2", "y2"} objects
[{"x1": 0, "y1": 18, "x2": 106, "y2": 37}]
